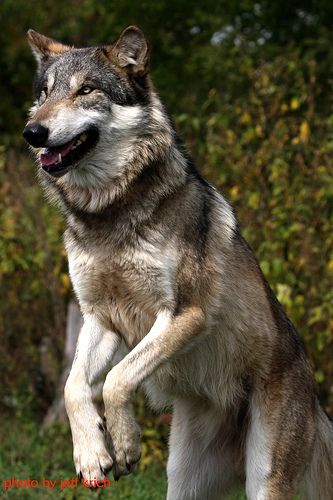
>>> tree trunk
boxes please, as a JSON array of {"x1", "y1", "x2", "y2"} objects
[{"x1": 42, "y1": 300, "x2": 83, "y2": 428}]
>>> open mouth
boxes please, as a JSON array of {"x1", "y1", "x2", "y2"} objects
[{"x1": 40, "y1": 128, "x2": 99, "y2": 177}]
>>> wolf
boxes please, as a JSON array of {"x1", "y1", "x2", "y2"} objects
[{"x1": 23, "y1": 26, "x2": 333, "y2": 499}]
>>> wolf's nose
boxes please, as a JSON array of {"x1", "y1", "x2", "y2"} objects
[{"x1": 23, "y1": 123, "x2": 49, "y2": 147}]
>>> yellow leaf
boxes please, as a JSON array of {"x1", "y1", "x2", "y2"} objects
[
  {"x1": 290, "y1": 97, "x2": 300, "y2": 110},
  {"x1": 299, "y1": 121, "x2": 310, "y2": 143},
  {"x1": 226, "y1": 129, "x2": 235, "y2": 145},
  {"x1": 248, "y1": 192, "x2": 260, "y2": 209},
  {"x1": 276, "y1": 283, "x2": 292, "y2": 307},
  {"x1": 229, "y1": 186, "x2": 240, "y2": 199},
  {"x1": 143, "y1": 428, "x2": 157, "y2": 437},
  {"x1": 60, "y1": 273, "x2": 71, "y2": 291},
  {"x1": 315, "y1": 370, "x2": 325, "y2": 383},
  {"x1": 255, "y1": 124, "x2": 263, "y2": 137},
  {"x1": 240, "y1": 111, "x2": 251, "y2": 125}
]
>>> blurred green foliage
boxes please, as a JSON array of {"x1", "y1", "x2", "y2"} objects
[
  {"x1": 0, "y1": 150, "x2": 68, "y2": 418},
  {"x1": 0, "y1": 0, "x2": 332, "y2": 429}
]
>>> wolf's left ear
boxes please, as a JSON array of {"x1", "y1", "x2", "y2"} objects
[
  {"x1": 27, "y1": 29, "x2": 71, "y2": 67},
  {"x1": 111, "y1": 26, "x2": 150, "y2": 76}
]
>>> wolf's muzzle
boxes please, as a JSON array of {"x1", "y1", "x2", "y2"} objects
[{"x1": 23, "y1": 122, "x2": 49, "y2": 147}]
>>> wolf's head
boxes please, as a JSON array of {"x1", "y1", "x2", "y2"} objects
[{"x1": 23, "y1": 27, "x2": 172, "y2": 191}]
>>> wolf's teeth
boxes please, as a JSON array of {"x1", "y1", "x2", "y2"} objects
[
  {"x1": 58, "y1": 153, "x2": 62, "y2": 163},
  {"x1": 72, "y1": 132, "x2": 87, "y2": 149}
]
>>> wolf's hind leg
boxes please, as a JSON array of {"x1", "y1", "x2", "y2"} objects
[
  {"x1": 167, "y1": 400, "x2": 238, "y2": 500},
  {"x1": 64, "y1": 314, "x2": 120, "y2": 483},
  {"x1": 245, "y1": 384, "x2": 316, "y2": 500}
]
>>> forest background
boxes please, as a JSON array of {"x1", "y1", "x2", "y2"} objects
[{"x1": 0, "y1": 1, "x2": 332, "y2": 498}]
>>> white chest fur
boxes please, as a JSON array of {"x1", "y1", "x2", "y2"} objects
[{"x1": 66, "y1": 235, "x2": 177, "y2": 347}]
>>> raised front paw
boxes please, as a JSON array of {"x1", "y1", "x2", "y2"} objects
[
  {"x1": 105, "y1": 408, "x2": 141, "y2": 480},
  {"x1": 72, "y1": 419, "x2": 113, "y2": 486}
]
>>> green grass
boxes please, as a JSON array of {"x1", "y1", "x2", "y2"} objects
[
  {"x1": 0, "y1": 419, "x2": 167, "y2": 499},
  {"x1": 0, "y1": 418, "x2": 299, "y2": 499},
  {"x1": 0, "y1": 417, "x2": 249, "y2": 499}
]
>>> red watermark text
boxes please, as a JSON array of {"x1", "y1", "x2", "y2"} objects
[{"x1": 2, "y1": 476, "x2": 112, "y2": 491}]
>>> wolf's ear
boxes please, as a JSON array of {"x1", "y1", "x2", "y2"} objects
[
  {"x1": 27, "y1": 30, "x2": 71, "y2": 67},
  {"x1": 110, "y1": 26, "x2": 150, "y2": 76}
]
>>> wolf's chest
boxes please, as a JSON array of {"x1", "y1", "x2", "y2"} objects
[{"x1": 67, "y1": 241, "x2": 176, "y2": 346}]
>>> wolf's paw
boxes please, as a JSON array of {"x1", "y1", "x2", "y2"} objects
[
  {"x1": 105, "y1": 409, "x2": 141, "y2": 480},
  {"x1": 73, "y1": 421, "x2": 113, "y2": 486}
]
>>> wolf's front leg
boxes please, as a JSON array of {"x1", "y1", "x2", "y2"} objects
[
  {"x1": 64, "y1": 314, "x2": 120, "y2": 483},
  {"x1": 103, "y1": 307, "x2": 205, "y2": 479}
]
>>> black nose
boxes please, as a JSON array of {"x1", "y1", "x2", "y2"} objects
[{"x1": 23, "y1": 123, "x2": 49, "y2": 147}]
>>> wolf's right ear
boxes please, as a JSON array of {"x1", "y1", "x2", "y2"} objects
[
  {"x1": 108, "y1": 26, "x2": 150, "y2": 76},
  {"x1": 27, "y1": 30, "x2": 71, "y2": 67}
]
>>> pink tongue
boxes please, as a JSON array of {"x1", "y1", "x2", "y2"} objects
[
  {"x1": 40, "y1": 150, "x2": 59, "y2": 166},
  {"x1": 40, "y1": 139, "x2": 76, "y2": 167}
]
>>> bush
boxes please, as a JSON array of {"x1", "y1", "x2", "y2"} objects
[{"x1": 0, "y1": 1, "x2": 332, "y2": 421}]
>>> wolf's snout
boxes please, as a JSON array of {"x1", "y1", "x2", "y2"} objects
[{"x1": 23, "y1": 122, "x2": 49, "y2": 147}]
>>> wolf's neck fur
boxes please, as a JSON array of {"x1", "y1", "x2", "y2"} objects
[{"x1": 40, "y1": 92, "x2": 189, "y2": 216}]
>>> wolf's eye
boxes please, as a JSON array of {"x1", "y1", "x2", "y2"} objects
[
  {"x1": 39, "y1": 87, "x2": 48, "y2": 103},
  {"x1": 78, "y1": 86, "x2": 94, "y2": 95}
]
